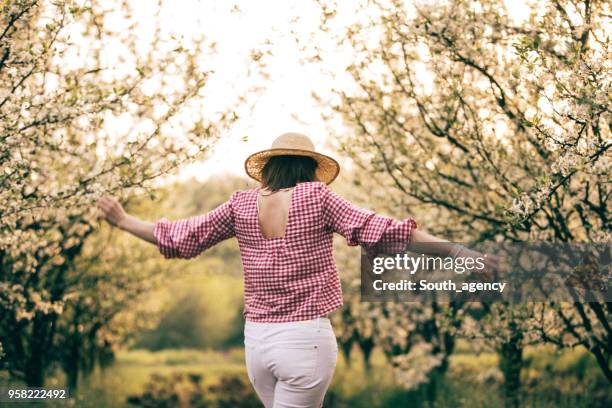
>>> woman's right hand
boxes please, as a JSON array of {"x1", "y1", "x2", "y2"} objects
[
  {"x1": 95, "y1": 196, "x2": 157, "y2": 245},
  {"x1": 96, "y1": 196, "x2": 128, "y2": 228}
]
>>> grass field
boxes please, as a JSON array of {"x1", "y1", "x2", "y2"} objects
[{"x1": 1, "y1": 342, "x2": 609, "y2": 407}]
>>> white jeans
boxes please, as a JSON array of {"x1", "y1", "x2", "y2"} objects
[{"x1": 244, "y1": 317, "x2": 338, "y2": 408}]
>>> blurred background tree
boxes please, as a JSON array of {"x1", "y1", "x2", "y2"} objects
[
  {"x1": 305, "y1": 0, "x2": 610, "y2": 405},
  {"x1": 0, "y1": 0, "x2": 259, "y2": 387},
  {"x1": 133, "y1": 177, "x2": 250, "y2": 352}
]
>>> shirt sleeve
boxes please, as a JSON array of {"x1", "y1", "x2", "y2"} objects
[
  {"x1": 153, "y1": 193, "x2": 236, "y2": 259},
  {"x1": 320, "y1": 183, "x2": 417, "y2": 256}
]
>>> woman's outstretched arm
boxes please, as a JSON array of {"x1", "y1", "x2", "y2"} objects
[
  {"x1": 408, "y1": 229, "x2": 500, "y2": 275},
  {"x1": 408, "y1": 229, "x2": 462, "y2": 257},
  {"x1": 319, "y1": 183, "x2": 499, "y2": 273},
  {"x1": 96, "y1": 196, "x2": 157, "y2": 245},
  {"x1": 98, "y1": 193, "x2": 236, "y2": 259}
]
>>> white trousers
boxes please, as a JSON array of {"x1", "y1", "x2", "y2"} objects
[{"x1": 244, "y1": 317, "x2": 338, "y2": 408}]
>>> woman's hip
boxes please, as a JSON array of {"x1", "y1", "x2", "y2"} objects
[
  {"x1": 243, "y1": 317, "x2": 338, "y2": 392},
  {"x1": 244, "y1": 317, "x2": 335, "y2": 348}
]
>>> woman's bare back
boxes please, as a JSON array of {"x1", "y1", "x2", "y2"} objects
[{"x1": 257, "y1": 188, "x2": 293, "y2": 239}]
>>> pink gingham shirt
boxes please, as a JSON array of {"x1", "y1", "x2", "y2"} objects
[{"x1": 153, "y1": 181, "x2": 417, "y2": 322}]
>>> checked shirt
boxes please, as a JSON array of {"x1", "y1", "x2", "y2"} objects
[{"x1": 154, "y1": 181, "x2": 417, "y2": 322}]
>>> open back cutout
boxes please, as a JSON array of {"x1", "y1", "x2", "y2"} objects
[{"x1": 256, "y1": 188, "x2": 294, "y2": 240}]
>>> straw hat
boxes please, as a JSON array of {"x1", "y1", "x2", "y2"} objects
[{"x1": 244, "y1": 132, "x2": 340, "y2": 184}]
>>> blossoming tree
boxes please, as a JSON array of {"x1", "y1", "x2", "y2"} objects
[
  {"x1": 309, "y1": 0, "x2": 610, "y2": 401},
  {"x1": 0, "y1": 0, "x2": 257, "y2": 386}
]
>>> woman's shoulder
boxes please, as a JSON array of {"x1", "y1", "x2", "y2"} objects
[
  {"x1": 296, "y1": 181, "x2": 328, "y2": 192},
  {"x1": 228, "y1": 187, "x2": 258, "y2": 203},
  {"x1": 293, "y1": 182, "x2": 334, "y2": 207}
]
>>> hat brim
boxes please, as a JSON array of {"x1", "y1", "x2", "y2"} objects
[{"x1": 244, "y1": 148, "x2": 340, "y2": 185}]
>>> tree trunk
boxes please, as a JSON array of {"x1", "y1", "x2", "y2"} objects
[
  {"x1": 65, "y1": 333, "x2": 80, "y2": 390},
  {"x1": 340, "y1": 336, "x2": 354, "y2": 367},
  {"x1": 24, "y1": 317, "x2": 48, "y2": 387},
  {"x1": 358, "y1": 336, "x2": 374, "y2": 372},
  {"x1": 424, "y1": 367, "x2": 445, "y2": 405},
  {"x1": 499, "y1": 322, "x2": 524, "y2": 408},
  {"x1": 24, "y1": 353, "x2": 45, "y2": 387}
]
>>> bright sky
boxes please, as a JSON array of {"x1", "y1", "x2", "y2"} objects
[
  {"x1": 150, "y1": 0, "x2": 356, "y2": 183},
  {"x1": 99, "y1": 0, "x2": 532, "y2": 183}
]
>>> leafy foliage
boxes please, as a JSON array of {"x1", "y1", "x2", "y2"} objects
[
  {"x1": 0, "y1": 0, "x2": 257, "y2": 386},
  {"x1": 126, "y1": 371, "x2": 260, "y2": 408},
  {"x1": 307, "y1": 0, "x2": 611, "y2": 401}
]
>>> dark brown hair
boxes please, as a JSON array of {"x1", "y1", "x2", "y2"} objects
[{"x1": 261, "y1": 155, "x2": 318, "y2": 190}]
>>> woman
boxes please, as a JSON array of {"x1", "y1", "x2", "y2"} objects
[{"x1": 97, "y1": 132, "x2": 497, "y2": 408}]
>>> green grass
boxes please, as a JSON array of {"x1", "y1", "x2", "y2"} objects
[
  {"x1": 73, "y1": 349, "x2": 247, "y2": 408},
  {"x1": 1, "y1": 345, "x2": 609, "y2": 408}
]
